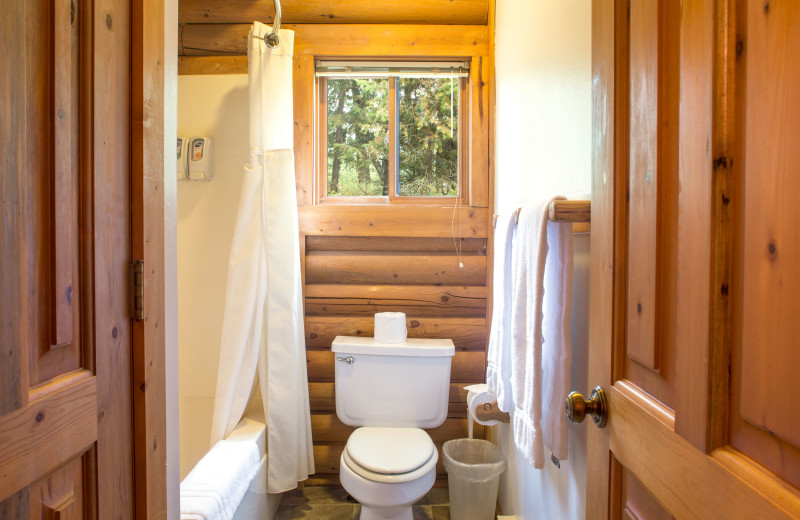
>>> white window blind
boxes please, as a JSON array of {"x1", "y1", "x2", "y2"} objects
[{"x1": 315, "y1": 60, "x2": 470, "y2": 78}]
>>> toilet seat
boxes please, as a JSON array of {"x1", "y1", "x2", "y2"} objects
[{"x1": 343, "y1": 427, "x2": 438, "y2": 484}]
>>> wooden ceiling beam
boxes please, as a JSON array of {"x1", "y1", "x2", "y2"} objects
[
  {"x1": 180, "y1": 23, "x2": 491, "y2": 57},
  {"x1": 179, "y1": 0, "x2": 489, "y2": 26}
]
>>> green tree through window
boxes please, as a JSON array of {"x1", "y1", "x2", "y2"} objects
[{"x1": 325, "y1": 76, "x2": 459, "y2": 197}]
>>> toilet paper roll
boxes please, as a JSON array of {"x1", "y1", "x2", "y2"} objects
[
  {"x1": 374, "y1": 312, "x2": 407, "y2": 344},
  {"x1": 466, "y1": 385, "x2": 500, "y2": 427}
]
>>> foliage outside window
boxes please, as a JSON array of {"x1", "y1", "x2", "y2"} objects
[{"x1": 318, "y1": 62, "x2": 466, "y2": 200}]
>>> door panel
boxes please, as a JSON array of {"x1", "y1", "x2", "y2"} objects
[
  {"x1": 621, "y1": 0, "x2": 680, "y2": 409},
  {"x1": 732, "y1": 0, "x2": 800, "y2": 489},
  {"x1": 0, "y1": 0, "x2": 133, "y2": 517},
  {"x1": 589, "y1": 0, "x2": 800, "y2": 518},
  {"x1": 614, "y1": 457, "x2": 673, "y2": 520}
]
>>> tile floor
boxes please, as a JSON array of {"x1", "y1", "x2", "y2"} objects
[{"x1": 274, "y1": 485, "x2": 450, "y2": 520}]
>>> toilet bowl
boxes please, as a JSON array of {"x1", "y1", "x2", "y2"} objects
[
  {"x1": 340, "y1": 427, "x2": 437, "y2": 520},
  {"x1": 331, "y1": 336, "x2": 455, "y2": 520}
]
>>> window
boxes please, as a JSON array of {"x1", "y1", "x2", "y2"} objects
[{"x1": 316, "y1": 61, "x2": 469, "y2": 201}]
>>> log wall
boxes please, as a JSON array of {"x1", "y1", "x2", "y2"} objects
[{"x1": 177, "y1": 0, "x2": 495, "y2": 486}]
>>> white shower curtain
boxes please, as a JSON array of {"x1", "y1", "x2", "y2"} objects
[{"x1": 209, "y1": 22, "x2": 314, "y2": 493}]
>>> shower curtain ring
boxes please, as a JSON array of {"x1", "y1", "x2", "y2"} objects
[{"x1": 264, "y1": 32, "x2": 280, "y2": 48}]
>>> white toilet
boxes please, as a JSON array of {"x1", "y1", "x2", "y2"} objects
[{"x1": 332, "y1": 335, "x2": 455, "y2": 520}]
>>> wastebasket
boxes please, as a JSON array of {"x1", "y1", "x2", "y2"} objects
[{"x1": 443, "y1": 439, "x2": 506, "y2": 520}]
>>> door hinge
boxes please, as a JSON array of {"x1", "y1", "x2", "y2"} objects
[{"x1": 130, "y1": 260, "x2": 144, "y2": 321}]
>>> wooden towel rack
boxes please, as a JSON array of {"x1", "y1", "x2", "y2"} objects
[{"x1": 492, "y1": 200, "x2": 591, "y2": 229}]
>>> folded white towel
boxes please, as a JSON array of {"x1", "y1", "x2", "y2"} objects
[
  {"x1": 510, "y1": 197, "x2": 572, "y2": 468},
  {"x1": 541, "y1": 208, "x2": 573, "y2": 462},
  {"x1": 180, "y1": 438, "x2": 261, "y2": 520},
  {"x1": 486, "y1": 211, "x2": 517, "y2": 412}
]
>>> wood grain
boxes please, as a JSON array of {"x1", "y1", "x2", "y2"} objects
[
  {"x1": 548, "y1": 200, "x2": 591, "y2": 223},
  {"x1": 305, "y1": 284, "x2": 487, "y2": 317},
  {"x1": 178, "y1": 55, "x2": 247, "y2": 75},
  {"x1": 131, "y1": 0, "x2": 168, "y2": 515},
  {"x1": 609, "y1": 382, "x2": 800, "y2": 519},
  {"x1": 96, "y1": 0, "x2": 136, "y2": 516},
  {"x1": 735, "y1": 0, "x2": 800, "y2": 479},
  {"x1": 626, "y1": 0, "x2": 660, "y2": 370},
  {"x1": 180, "y1": 23, "x2": 490, "y2": 57},
  {"x1": 179, "y1": 0, "x2": 489, "y2": 25},
  {"x1": 294, "y1": 55, "x2": 315, "y2": 206},
  {"x1": 586, "y1": 1, "x2": 618, "y2": 517},
  {"x1": 306, "y1": 236, "x2": 487, "y2": 252},
  {"x1": 673, "y1": 0, "x2": 715, "y2": 451},
  {"x1": 50, "y1": 0, "x2": 78, "y2": 350},
  {"x1": 0, "y1": 377, "x2": 96, "y2": 502},
  {"x1": 468, "y1": 55, "x2": 489, "y2": 207},
  {"x1": 0, "y1": 0, "x2": 27, "y2": 416},
  {"x1": 305, "y1": 316, "x2": 486, "y2": 350},
  {"x1": 305, "y1": 251, "x2": 486, "y2": 286},
  {"x1": 299, "y1": 206, "x2": 489, "y2": 238}
]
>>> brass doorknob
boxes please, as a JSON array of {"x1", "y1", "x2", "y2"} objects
[{"x1": 564, "y1": 386, "x2": 608, "y2": 428}]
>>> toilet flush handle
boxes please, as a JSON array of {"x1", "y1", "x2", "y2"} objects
[{"x1": 336, "y1": 356, "x2": 355, "y2": 364}]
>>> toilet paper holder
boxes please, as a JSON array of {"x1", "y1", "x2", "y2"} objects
[{"x1": 474, "y1": 401, "x2": 510, "y2": 423}]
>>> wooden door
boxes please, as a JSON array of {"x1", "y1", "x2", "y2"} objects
[
  {"x1": 0, "y1": 0, "x2": 134, "y2": 518},
  {"x1": 588, "y1": 1, "x2": 800, "y2": 518}
]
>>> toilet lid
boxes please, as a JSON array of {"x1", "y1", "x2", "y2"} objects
[{"x1": 345, "y1": 427, "x2": 434, "y2": 474}]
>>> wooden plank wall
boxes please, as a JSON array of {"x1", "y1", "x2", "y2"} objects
[
  {"x1": 300, "y1": 209, "x2": 491, "y2": 484},
  {"x1": 176, "y1": 0, "x2": 494, "y2": 486}
]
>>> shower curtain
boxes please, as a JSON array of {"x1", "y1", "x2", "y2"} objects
[{"x1": 209, "y1": 22, "x2": 314, "y2": 493}]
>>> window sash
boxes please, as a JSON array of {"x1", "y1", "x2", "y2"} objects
[
  {"x1": 317, "y1": 75, "x2": 467, "y2": 203},
  {"x1": 315, "y1": 60, "x2": 470, "y2": 79}
]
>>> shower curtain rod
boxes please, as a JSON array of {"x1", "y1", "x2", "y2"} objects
[{"x1": 250, "y1": 0, "x2": 282, "y2": 48}]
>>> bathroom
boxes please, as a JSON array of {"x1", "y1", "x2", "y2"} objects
[
  {"x1": 3, "y1": 0, "x2": 799, "y2": 518},
  {"x1": 177, "y1": 1, "x2": 590, "y2": 518}
]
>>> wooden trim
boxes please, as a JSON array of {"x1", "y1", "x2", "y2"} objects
[
  {"x1": 609, "y1": 383, "x2": 800, "y2": 519},
  {"x1": 315, "y1": 75, "x2": 327, "y2": 203},
  {"x1": 0, "y1": 377, "x2": 97, "y2": 502},
  {"x1": 299, "y1": 205, "x2": 490, "y2": 237},
  {"x1": 705, "y1": 0, "x2": 737, "y2": 452},
  {"x1": 131, "y1": 0, "x2": 168, "y2": 516},
  {"x1": 178, "y1": 0, "x2": 490, "y2": 26},
  {"x1": 180, "y1": 24, "x2": 491, "y2": 57},
  {"x1": 295, "y1": 55, "x2": 316, "y2": 205},
  {"x1": 388, "y1": 77, "x2": 398, "y2": 198},
  {"x1": 548, "y1": 200, "x2": 592, "y2": 223},
  {"x1": 178, "y1": 55, "x2": 247, "y2": 75},
  {"x1": 468, "y1": 56, "x2": 489, "y2": 207},
  {"x1": 586, "y1": 1, "x2": 617, "y2": 518}
]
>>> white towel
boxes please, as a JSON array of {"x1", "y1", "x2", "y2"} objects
[
  {"x1": 541, "y1": 208, "x2": 573, "y2": 462},
  {"x1": 180, "y1": 439, "x2": 261, "y2": 520},
  {"x1": 510, "y1": 197, "x2": 573, "y2": 468},
  {"x1": 486, "y1": 211, "x2": 517, "y2": 412}
]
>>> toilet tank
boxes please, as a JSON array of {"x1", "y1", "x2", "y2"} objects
[{"x1": 332, "y1": 336, "x2": 455, "y2": 429}]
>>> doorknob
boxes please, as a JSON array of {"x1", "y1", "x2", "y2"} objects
[{"x1": 564, "y1": 386, "x2": 608, "y2": 428}]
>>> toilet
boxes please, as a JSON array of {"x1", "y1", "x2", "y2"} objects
[{"x1": 332, "y1": 335, "x2": 455, "y2": 520}]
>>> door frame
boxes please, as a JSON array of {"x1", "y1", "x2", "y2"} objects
[{"x1": 131, "y1": 0, "x2": 177, "y2": 518}]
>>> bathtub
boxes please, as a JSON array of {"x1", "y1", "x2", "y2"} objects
[{"x1": 181, "y1": 417, "x2": 282, "y2": 520}]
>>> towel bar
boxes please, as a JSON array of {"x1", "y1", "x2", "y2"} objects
[{"x1": 492, "y1": 200, "x2": 591, "y2": 229}]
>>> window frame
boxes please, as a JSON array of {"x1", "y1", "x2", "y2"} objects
[{"x1": 314, "y1": 62, "x2": 471, "y2": 205}]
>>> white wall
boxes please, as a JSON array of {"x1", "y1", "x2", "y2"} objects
[
  {"x1": 165, "y1": 0, "x2": 180, "y2": 516},
  {"x1": 177, "y1": 74, "x2": 249, "y2": 479},
  {"x1": 492, "y1": 1, "x2": 592, "y2": 519}
]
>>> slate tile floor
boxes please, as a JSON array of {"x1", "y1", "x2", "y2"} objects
[{"x1": 274, "y1": 485, "x2": 450, "y2": 520}]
